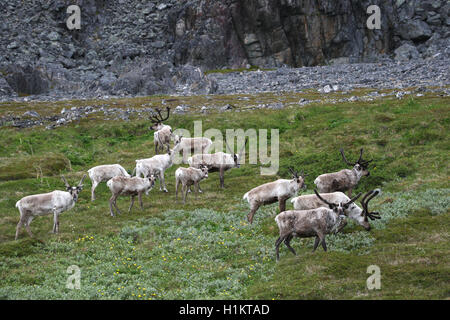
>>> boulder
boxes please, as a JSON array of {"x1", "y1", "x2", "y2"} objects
[
  {"x1": 394, "y1": 44, "x2": 421, "y2": 61},
  {"x1": 397, "y1": 20, "x2": 432, "y2": 41}
]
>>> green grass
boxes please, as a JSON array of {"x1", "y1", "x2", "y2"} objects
[{"x1": 0, "y1": 92, "x2": 449, "y2": 299}]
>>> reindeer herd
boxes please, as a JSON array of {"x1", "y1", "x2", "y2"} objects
[{"x1": 14, "y1": 107, "x2": 383, "y2": 261}]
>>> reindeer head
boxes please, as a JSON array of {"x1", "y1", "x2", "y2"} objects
[
  {"x1": 173, "y1": 134, "x2": 183, "y2": 146},
  {"x1": 61, "y1": 174, "x2": 86, "y2": 202},
  {"x1": 225, "y1": 138, "x2": 248, "y2": 168},
  {"x1": 199, "y1": 164, "x2": 209, "y2": 178},
  {"x1": 314, "y1": 189, "x2": 362, "y2": 217},
  {"x1": 145, "y1": 174, "x2": 156, "y2": 195},
  {"x1": 149, "y1": 107, "x2": 170, "y2": 131},
  {"x1": 288, "y1": 167, "x2": 307, "y2": 190},
  {"x1": 340, "y1": 148, "x2": 373, "y2": 177}
]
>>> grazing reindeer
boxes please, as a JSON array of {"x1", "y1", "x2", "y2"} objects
[
  {"x1": 188, "y1": 138, "x2": 247, "y2": 189},
  {"x1": 173, "y1": 134, "x2": 213, "y2": 164},
  {"x1": 15, "y1": 175, "x2": 86, "y2": 239},
  {"x1": 87, "y1": 164, "x2": 130, "y2": 201},
  {"x1": 291, "y1": 189, "x2": 381, "y2": 230},
  {"x1": 106, "y1": 175, "x2": 156, "y2": 216},
  {"x1": 149, "y1": 107, "x2": 172, "y2": 154},
  {"x1": 274, "y1": 190, "x2": 362, "y2": 261},
  {"x1": 134, "y1": 141, "x2": 180, "y2": 192},
  {"x1": 243, "y1": 168, "x2": 307, "y2": 224},
  {"x1": 314, "y1": 148, "x2": 373, "y2": 197},
  {"x1": 175, "y1": 165, "x2": 209, "y2": 204}
]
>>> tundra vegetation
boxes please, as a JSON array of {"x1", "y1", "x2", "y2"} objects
[{"x1": 0, "y1": 90, "x2": 448, "y2": 299}]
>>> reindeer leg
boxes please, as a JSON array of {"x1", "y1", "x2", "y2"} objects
[
  {"x1": 109, "y1": 195, "x2": 116, "y2": 216},
  {"x1": 247, "y1": 203, "x2": 260, "y2": 224},
  {"x1": 194, "y1": 182, "x2": 199, "y2": 199},
  {"x1": 139, "y1": 193, "x2": 144, "y2": 210},
  {"x1": 175, "y1": 179, "x2": 179, "y2": 202},
  {"x1": 25, "y1": 216, "x2": 34, "y2": 238},
  {"x1": 160, "y1": 170, "x2": 168, "y2": 193},
  {"x1": 91, "y1": 181, "x2": 99, "y2": 201},
  {"x1": 313, "y1": 236, "x2": 320, "y2": 252},
  {"x1": 15, "y1": 216, "x2": 26, "y2": 240},
  {"x1": 275, "y1": 235, "x2": 286, "y2": 262},
  {"x1": 347, "y1": 188, "x2": 352, "y2": 198},
  {"x1": 183, "y1": 185, "x2": 189, "y2": 204},
  {"x1": 128, "y1": 195, "x2": 135, "y2": 213},
  {"x1": 219, "y1": 168, "x2": 225, "y2": 188},
  {"x1": 321, "y1": 237, "x2": 327, "y2": 252},
  {"x1": 55, "y1": 213, "x2": 60, "y2": 234},
  {"x1": 197, "y1": 182, "x2": 203, "y2": 193},
  {"x1": 278, "y1": 197, "x2": 287, "y2": 213},
  {"x1": 284, "y1": 234, "x2": 297, "y2": 256}
]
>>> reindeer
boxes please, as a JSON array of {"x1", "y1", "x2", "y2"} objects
[
  {"x1": 188, "y1": 138, "x2": 247, "y2": 189},
  {"x1": 134, "y1": 140, "x2": 180, "y2": 192},
  {"x1": 314, "y1": 148, "x2": 373, "y2": 197},
  {"x1": 106, "y1": 175, "x2": 156, "y2": 216},
  {"x1": 274, "y1": 190, "x2": 362, "y2": 261},
  {"x1": 173, "y1": 134, "x2": 213, "y2": 164},
  {"x1": 243, "y1": 168, "x2": 307, "y2": 224},
  {"x1": 175, "y1": 165, "x2": 209, "y2": 204},
  {"x1": 149, "y1": 107, "x2": 173, "y2": 154},
  {"x1": 15, "y1": 175, "x2": 86, "y2": 239},
  {"x1": 291, "y1": 189, "x2": 381, "y2": 231},
  {"x1": 87, "y1": 164, "x2": 130, "y2": 201}
]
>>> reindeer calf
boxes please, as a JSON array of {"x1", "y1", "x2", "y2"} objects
[
  {"x1": 107, "y1": 175, "x2": 156, "y2": 216},
  {"x1": 274, "y1": 190, "x2": 361, "y2": 261},
  {"x1": 175, "y1": 165, "x2": 209, "y2": 204},
  {"x1": 243, "y1": 168, "x2": 306, "y2": 224}
]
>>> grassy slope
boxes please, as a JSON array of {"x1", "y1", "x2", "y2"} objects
[{"x1": 0, "y1": 91, "x2": 448, "y2": 299}]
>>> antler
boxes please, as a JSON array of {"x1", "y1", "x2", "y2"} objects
[
  {"x1": 288, "y1": 167, "x2": 299, "y2": 178},
  {"x1": 78, "y1": 174, "x2": 87, "y2": 187},
  {"x1": 149, "y1": 107, "x2": 170, "y2": 123},
  {"x1": 224, "y1": 139, "x2": 234, "y2": 154},
  {"x1": 361, "y1": 189, "x2": 381, "y2": 220},
  {"x1": 344, "y1": 192, "x2": 362, "y2": 207},
  {"x1": 314, "y1": 189, "x2": 335, "y2": 208},
  {"x1": 238, "y1": 138, "x2": 248, "y2": 157},
  {"x1": 61, "y1": 175, "x2": 70, "y2": 189},
  {"x1": 340, "y1": 148, "x2": 355, "y2": 166}
]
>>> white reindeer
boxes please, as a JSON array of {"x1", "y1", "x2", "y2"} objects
[
  {"x1": 274, "y1": 190, "x2": 362, "y2": 261},
  {"x1": 173, "y1": 134, "x2": 212, "y2": 164},
  {"x1": 149, "y1": 107, "x2": 173, "y2": 154},
  {"x1": 106, "y1": 175, "x2": 156, "y2": 216},
  {"x1": 188, "y1": 138, "x2": 247, "y2": 189},
  {"x1": 134, "y1": 141, "x2": 180, "y2": 192},
  {"x1": 314, "y1": 148, "x2": 373, "y2": 197},
  {"x1": 87, "y1": 164, "x2": 130, "y2": 201},
  {"x1": 291, "y1": 189, "x2": 381, "y2": 231},
  {"x1": 15, "y1": 175, "x2": 86, "y2": 239},
  {"x1": 175, "y1": 165, "x2": 209, "y2": 204},
  {"x1": 243, "y1": 168, "x2": 307, "y2": 224}
]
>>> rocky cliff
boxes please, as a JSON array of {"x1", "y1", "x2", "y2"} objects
[{"x1": 0, "y1": 0, "x2": 448, "y2": 99}]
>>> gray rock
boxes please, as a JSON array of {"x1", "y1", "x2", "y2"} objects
[
  {"x1": 395, "y1": 44, "x2": 421, "y2": 61},
  {"x1": 397, "y1": 20, "x2": 432, "y2": 41}
]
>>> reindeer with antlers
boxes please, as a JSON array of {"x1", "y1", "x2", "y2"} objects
[
  {"x1": 15, "y1": 175, "x2": 86, "y2": 239},
  {"x1": 243, "y1": 168, "x2": 307, "y2": 224},
  {"x1": 314, "y1": 148, "x2": 373, "y2": 197},
  {"x1": 291, "y1": 189, "x2": 381, "y2": 231},
  {"x1": 149, "y1": 107, "x2": 173, "y2": 154},
  {"x1": 187, "y1": 138, "x2": 247, "y2": 189}
]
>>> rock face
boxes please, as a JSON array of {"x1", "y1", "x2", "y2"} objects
[{"x1": 0, "y1": 0, "x2": 448, "y2": 99}]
